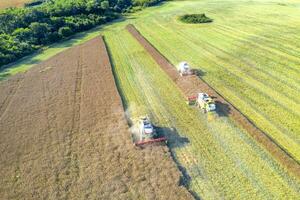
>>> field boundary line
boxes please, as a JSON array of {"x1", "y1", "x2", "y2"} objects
[{"x1": 126, "y1": 24, "x2": 300, "y2": 178}]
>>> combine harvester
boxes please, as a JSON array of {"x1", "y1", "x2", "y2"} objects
[
  {"x1": 187, "y1": 93, "x2": 216, "y2": 113},
  {"x1": 177, "y1": 61, "x2": 197, "y2": 76},
  {"x1": 177, "y1": 61, "x2": 216, "y2": 113},
  {"x1": 132, "y1": 116, "x2": 167, "y2": 146}
]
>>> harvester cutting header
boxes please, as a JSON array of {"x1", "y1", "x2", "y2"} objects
[{"x1": 131, "y1": 116, "x2": 167, "y2": 146}]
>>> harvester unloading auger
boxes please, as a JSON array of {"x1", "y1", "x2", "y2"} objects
[
  {"x1": 187, "y1": 93, "x2": 216, "y2": 113},
  {"x1": 131, "y1": 116, "x2": 167, "y2": 146}
]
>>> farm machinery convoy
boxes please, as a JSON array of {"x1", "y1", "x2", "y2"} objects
[
  {"x1": 131, "y1": 62, "x2": 216, "y2": 146},
  {"x1": 178, "y1": 62, "x2": 216, "y2": 113}
]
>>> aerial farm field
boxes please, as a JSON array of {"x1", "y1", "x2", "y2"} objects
[
  {"x1": 132, "y1": 0, "x2": 300, "y2": 162},
  {"x1": 103, "y1": 27, "x2": 300, "y2": 199},
  {"x1": 0, "y1": 0, "x2": 300, "y2": 199},
  {"x1": 0, "y1": 37, "x2": 191, "y2": 199}
]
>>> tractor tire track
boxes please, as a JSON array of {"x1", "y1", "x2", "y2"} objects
[
  {"x1": 62, "y1": 48, "x2": 83, "y2": 200},
  {"x1": 126, "y1": 24, "x2": 300, "y2": 178}
]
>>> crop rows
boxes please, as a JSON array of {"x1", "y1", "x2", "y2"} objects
[
  {"x1": 104, "y1": 27, "x2": 300, "y2": 199},
  {"x1": 132, "y1": 0, "x2": 300, "y2": 161}
]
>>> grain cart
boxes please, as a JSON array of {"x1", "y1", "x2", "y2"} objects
[
  {"x1": 132, "y1": 116, "x2": 167, "y2": 146},
  {"x1": 187, "y1": 93, "x2": 216, "y2": 113},
  {"x1": 178, "y1": 62, "x2": 195, "y2": 76}
]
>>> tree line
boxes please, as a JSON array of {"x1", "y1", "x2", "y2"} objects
[{"x1": 0, "y1": 0, "x2": 162, "y2": 67}]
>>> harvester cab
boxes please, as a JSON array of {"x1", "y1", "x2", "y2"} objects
[
  {"x1": 132, "y1": 116, "x2": 167, "y2": 146},
  {"x1": 178, "y1": 62, "x2": 195, "y2": 76},
  {"x1": 187, "y1": 93, "x2": 216, "y2": 113}
]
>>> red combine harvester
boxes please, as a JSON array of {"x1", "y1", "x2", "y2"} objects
[{"x1": 132, "y1": 117, "x2": 167, "y2": 146}]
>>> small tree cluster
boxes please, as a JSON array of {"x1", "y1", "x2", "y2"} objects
[
  {"x1": 0, "y1": 0, "x2": 162, "y2": 67},
  {"x1": 179, "y1": 14, "x2": 213, "y2": 24}
]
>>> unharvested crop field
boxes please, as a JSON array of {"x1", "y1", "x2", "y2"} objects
[
  {"x1": 103, "y1": 28, "x2": 300, "y2": 199},
  {"x1": 0, "y1": 0, "x2": 31, "y2": 9},
  {"x1": 0, "y1": 37, "x2": 191, "y2": 199},
  {"x1": 126, "y1": 24, "x2": 300, "y2": 177},
  {"x1": 132, "y1": 0, "x2": 300, "y2": 162}
]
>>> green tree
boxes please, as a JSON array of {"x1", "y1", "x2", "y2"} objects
[
  {"x1": 101, "y1": 1, "x2": 110, "y2": 10},
  {"x1": 12, "y1": 28, "x2": 33, "y2": 42},
  {"x1": 58, "y1": 26, "x2": 73, "y2": 38},
  {"x1": 29, "y1": 22, "x2": 51, "y2": 44}
]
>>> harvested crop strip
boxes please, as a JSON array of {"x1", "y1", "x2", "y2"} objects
[
  {"x1": 0, "y1": 36, "x2": 192, "y2": 199},
  {"x1": 126, "y1": 24, "x2": 300, "y2": 178}
]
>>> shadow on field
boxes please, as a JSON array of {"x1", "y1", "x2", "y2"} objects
[
  {"x1": 159, "y1": 127, "x2": 189, "y2": 149},
  {"x1": 161, "y1": 127, "x2": 202, "y2": 200},
  {"x1": 215, "y1": 100, "x2": 231, "y2": 117},
  {"x1": 193, "y1": 68, "x2": 206, "y2": 77}
]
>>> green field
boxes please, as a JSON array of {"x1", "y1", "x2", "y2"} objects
[
  {"x1": 2, "y1": 0, "x2": 300, "y2": 198},
  {"x1": 132, "y1": 0, "x2": 300, "y2": 162},
  {"x1": 103, "y1": 28, "x2": 299, "y2": 199}
]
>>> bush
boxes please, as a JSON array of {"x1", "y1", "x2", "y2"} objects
[
  {"x1": 133, "y1": 0, "x2": 162, "y2": 7},
  {"x1": 58, "y1": 27, "x2": 73, "y2": 38},
  {"x1": 179, "y1": 14, "x2": 213, "y2": 24}
]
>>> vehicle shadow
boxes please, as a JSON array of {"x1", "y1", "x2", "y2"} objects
[
  {"x1": 159, "y1": 127, "x2": 202, "y2": 200},
  {"x1": 215, "y1": 100, "x2": 231, "y2": 117},
  {"x1": 193, "y1": 68, "x2": 206, "y2": 77},
  {"x1": 157, "y1": 127, "x2": 189, "y2": 149}
]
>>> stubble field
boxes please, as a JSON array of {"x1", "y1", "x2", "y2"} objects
[{"x1": 0, "y1": 37, "x2": 191, "y2": 199}]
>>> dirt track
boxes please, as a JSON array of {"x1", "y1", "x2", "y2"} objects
[
  {"x1": 126, "y1": 24, "x2": 300, "y2": 178},
  {"x1": 0, "y1": 37, "x2": 192, "y2": 199}
]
